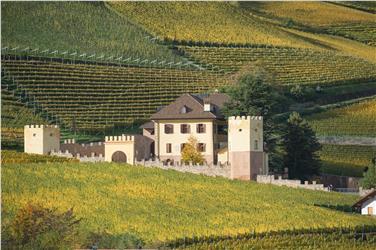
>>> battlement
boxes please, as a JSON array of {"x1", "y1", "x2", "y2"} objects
[
  {"x1": 63, "y1": 139, "x2": 76, "y2": 144},
  {"x1": 105, "y1": 134, "x2": 135, "y2": 142},
  {"x1": 24, "y1": 124, "x2": 59, "y2": 129},
  {"x1": 228, "y1": 116, "x2": 263, "y2": 121}
]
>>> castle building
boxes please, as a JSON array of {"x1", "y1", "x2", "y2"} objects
[{"x1": 24, "y1": 92, "x2": 268, "y2": 180}]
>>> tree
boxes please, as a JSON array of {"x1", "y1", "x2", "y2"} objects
[
  {"x1": 181, "y1": 136, "x2": 204, "y2": 165},
  {"x1": 282, "y1": 112, "x2": 321, "y2": 180},
  {"x1": 360, "y1": 159, "x2": 376, "y2": 189},
  {"x1": 222, "y1": 71, "x2": 283, "y2": 170}
]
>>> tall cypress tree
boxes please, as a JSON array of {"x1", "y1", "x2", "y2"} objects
[
  {"x1": 282, "y1": 112, "x2": 321, "y2": 180},
  {"x1": 222, "y1": 72, "x2": 282, "y2": 170}
]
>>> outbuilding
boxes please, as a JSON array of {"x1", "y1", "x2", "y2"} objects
[{"x1": 352, "y1": 190, "x2": 376, "y2": 216}]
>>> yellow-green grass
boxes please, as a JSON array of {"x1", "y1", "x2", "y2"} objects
[
  {"x1": 1, "y1": 150, "x2": 78, "y2": 164},
  {"x1": 307, "y1": 99, "x2": 376, "y2": 137},
  {"x1": 2, "y1": 162, "x2": 375, "y2": 245},
  {"x1": 319, "y1": 144, "x2": 376, "y2": 177},
  {"x1": 1, "y1": 1, "x2": 180, "y2": 61},
  {"x1": 179, "y1": 232, "x2": 376, "y2": 250},
  {"x1": 108, "y1": 1, "x2": 324, "y2": 49}
]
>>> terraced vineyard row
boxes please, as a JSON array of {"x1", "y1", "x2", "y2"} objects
[
  {"x1": 307, "y1": 98, "x2": 376, "y2": 137},
  {"x1": 322, "y1": 22, "x2": 376, "y2": 46},
  {"x1": 319, "y1": 144, "x2": 376, "y2": 177},
  {"x1": 180, "y1": 46, "x2": 376, "y2": 86},
  {"x1": 1, "y1": 57, "x2": 225, "y2": 132},
  {"x1": 1, "y1": 1, "x2": 181, "y2": 61}
]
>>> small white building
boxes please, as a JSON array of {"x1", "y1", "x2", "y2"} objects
[{"x1": 352, "y1": 190, "x2": 376, "y2": 216}]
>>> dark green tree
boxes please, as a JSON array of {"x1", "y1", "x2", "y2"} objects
[
  {"x1": 282, "y1": 112, "x2": 321, "y2": 180},
  {"x1": 222, "y1": 71, "x2": 283, "y2": 170},
  {"x1": 360, "y1": 159, "x2": 376, "y2": 189}
]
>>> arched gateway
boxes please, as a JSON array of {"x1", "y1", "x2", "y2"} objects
[{"x1": 111, "y1": 151, "x2": 127, "y2": 163}]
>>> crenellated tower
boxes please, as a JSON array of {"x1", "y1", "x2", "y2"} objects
[
  {"x1": 228, "y1": 116, "x2": 266, "y2": 180},
  {"x1": 24, "y1": 125, "x2": 60, "y2": 155}
]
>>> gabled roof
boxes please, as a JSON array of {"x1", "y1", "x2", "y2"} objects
[
  {"x1": 352, "y1": 190, "x2": 376, "y2": 208},
  {"x1": 139, "y1": 121, "x2": 154, "y2": 129},
  {"x1": 151, "y1": 93, "x2": 230, "y2": 120}
]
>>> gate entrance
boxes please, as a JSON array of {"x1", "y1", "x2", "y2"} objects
[{"x1": 111, "y1": 151, "x2": 127, "y2": 163}]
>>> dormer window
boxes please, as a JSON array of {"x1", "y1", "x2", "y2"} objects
[
  {"x1": 180, "y1": 105, "x2": 190, "y2": 114},
  {"x1": 204, "y1": 103, "x2": 212, "y2": 112}
]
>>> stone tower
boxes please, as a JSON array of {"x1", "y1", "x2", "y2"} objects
[
  {"x1": 24, "y1": 125, "x2": 60, "y2": 155},
  {"x1": 228, "y1": 116, "x2": 265, "y2": 180}
]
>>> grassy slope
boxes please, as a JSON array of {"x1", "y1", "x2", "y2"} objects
[
  {"x1": 108, "y1": 1, "x2": 325, "y2": 49},
  {"x1": 306, "y1": 98, "x2": 376, "y2": 137},
  {"x1": 1, "y1": 1, "x2": 180, "y2": 61},
  {"x1": 2, "y1": 162, "x2": 375, "y2": 245}
]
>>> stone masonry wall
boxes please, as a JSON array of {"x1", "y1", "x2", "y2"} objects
[
  {"x1": 257, "y1": 175, "x2": 328, "y2": 191},
  {"x1": 136, "y1": 159, "x2": 231, "y2": 178}
]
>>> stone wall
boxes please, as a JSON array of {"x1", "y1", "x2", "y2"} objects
[
  {"x1": 257, "y1": 175, "x2": 328, "y2": 191},
  {"x1": 60, "y1": 139, "x2": 104, "y2": 157},
  {"x1": 51, "y1": 150, "x2": 104, "y2": 163},
  {"x1": 136, "y1": 159, "x2": 231, "y2": 178}
]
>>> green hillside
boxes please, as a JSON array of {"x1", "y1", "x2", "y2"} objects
[
  {"x1": 2, "y1": 162, "x2": 375, "y2": 247},
  {"x1": 1, "y1": 1, "x2": 180, "y2": 61}
]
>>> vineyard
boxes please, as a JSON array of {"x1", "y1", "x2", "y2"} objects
[
  {"x1": 1, "y1": 1, "x2": 180, "y2": 61},
  {"x1": 319, "y1": 144, "x2": 376, "y2": 177},
  {"x1": 2, "y1": 162, "x2": 375, "y2": 247},
  {"x1": 246, "y1": 1, "x2": 376, "y2": 46},
  {"x1": 108, "y1": 1, "x2": 322, "y2": 49},
  {"x1": 1, "y1": 56, "x2": 225, "y2": 132},
  {"x1": 307, "y1": 98, "x2": 376, "y2": 137},
  {"x1": 179, "y1": 45, "x2": 376, "y2": 85},
  {"x1": 176, "y1": 229, "x2": 376, "y2": 250}
]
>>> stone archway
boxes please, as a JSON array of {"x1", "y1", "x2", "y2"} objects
[{"x1": 111, "y1": 151, "x2": 127, "y2": 163}]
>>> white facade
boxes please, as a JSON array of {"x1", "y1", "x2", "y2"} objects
[
  {"x1": 24, "y1": 125, "x2": 60, "y2": 155},
  {"x1": 361, "y1": 197, "x2": 376, "y2": 216}
]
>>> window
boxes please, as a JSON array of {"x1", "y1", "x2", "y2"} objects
[
  {"x1": 217, "y1": 125, "x2": 227, "y2": 135},
  {"x1": 254, "y1": 140, "x2": 259, "y2": 150},
  {"x1": 181, "y1": 124, "x2": 190, "y2": 134},
  {"x1": 166, "y1": 143, "x2": 172, "y2": 153},
  {"x1": 33, "y1": 133, "x2": 36, "y2": 137},
  {"x1": 196, "y1": 124, "x2": 206, "y2": 133},
  {"x1": 180, "y1": 105, "x2": 190, "y2": 114},
  {"x1": 197, "y1": 143, "x2": 206, "y2": 152},
  {"x1": 50, "y1": 133, "x2": 54, "y2": 137},
  {"x1": 164, "y1": 124, "x2": 174, "y2": 134},
  {"x1": 181, "y1": 143, "x2": 187, "y2": 152}
]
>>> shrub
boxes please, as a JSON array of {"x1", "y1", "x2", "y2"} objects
[
  {"x1": 3, "y1": 203, "x2": 81, "y2": 250},
  {"x1": 181, "y1": 136, "x2": 204, "y2": 165}
]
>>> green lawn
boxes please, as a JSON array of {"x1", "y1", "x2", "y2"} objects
[{"x1": 2, "y1": 161, "x2": 375, "y2": 247}]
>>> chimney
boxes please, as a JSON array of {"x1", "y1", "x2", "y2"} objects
[{"x1": 204, "y1": 103, "x2": 212, "y2": 112}]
